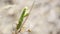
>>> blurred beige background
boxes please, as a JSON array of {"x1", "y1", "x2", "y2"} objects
[{"x1": 0, "y1": 0, "x2": 60, "y2": 34}]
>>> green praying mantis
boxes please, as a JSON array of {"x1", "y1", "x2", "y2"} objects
[
  {"x1": 16, "y1": 0, "x2": 35, "y2": 33},
  {"x1": 16, "y1": 7, "x2": 29, "y2": 30}
]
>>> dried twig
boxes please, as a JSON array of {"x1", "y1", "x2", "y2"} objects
[
  {"x1": 18, "y1": 0, "x2": 35, "y2": 32},
  {"x1": 15, "y1": 0, "x2": 35, "y2": 34}
]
